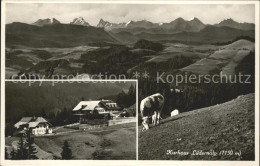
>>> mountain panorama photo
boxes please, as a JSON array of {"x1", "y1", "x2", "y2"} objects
[
  {"x1": 5, "y1": 3, "x2": 255, "y2": 80},
  {"x1": 3, "y1": 2, "x2": 257, "y2": 162}
]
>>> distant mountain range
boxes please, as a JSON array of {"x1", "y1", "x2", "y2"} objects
[
  {"x1": 98, "y1": 17, "x2": 206, "y2": 34},
  {"x1": 31, "y1": 17, "x2": 254, "y2": 32},
  {"x1": 215, "y1": 18, "x2": 255, "y2": 31},
  {"x1": 6, "y1": 17, "x2": 255, "y2": 47}
]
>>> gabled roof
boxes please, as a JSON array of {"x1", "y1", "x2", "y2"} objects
[
  {"x1": 29, "y1": 121, "x2": 51, "y2": 128},
  {"x1": 20, "y1": 117, "x2": 33, "y2": 122},
  {"x1": 14, "y1": 117, "x2": 51, "y2": 128},
  {"x1": 14, "y1": 117, "x2": 32, "y2": 128},
  {"x1": 35, "y1": 117, "x2": 48, "y2": 123},
  {"x1": 29, "y1": 122, "x2": 40, "y2": 128},
  {"x1": 14, "y1": 122, "x2": 28, "y2": 128},
  {"x1": 73, "y1": 101, "x2": 102, "y2": 111}
]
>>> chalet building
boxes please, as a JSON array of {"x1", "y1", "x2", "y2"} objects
[
  {"x1": 14, "y1": 117, "x2": 52, "y2": 135},
  {"x1": 72, "y1": 100, "x2": 122, "y2": 123}
]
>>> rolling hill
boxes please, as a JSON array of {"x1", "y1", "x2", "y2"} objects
[
  {"x1": 181, "y1": 39, "x2": 254, "y2": 75},
  {"x1": 6, "y1": 22, "x2": 117, "y2": 48},
  {"x1": 139, "y1": 93, "x2": 255, "y2": 160},
  {"x1": 136, "y1": 26, "x2": 254, "y2": 43}
]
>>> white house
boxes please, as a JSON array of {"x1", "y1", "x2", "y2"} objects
[
  {"x1": 14, "y1": 117, "x2": 52, "y2": 135},
  {"x1": 72, "y1": 100, "x2": 122, "y2": 123}
]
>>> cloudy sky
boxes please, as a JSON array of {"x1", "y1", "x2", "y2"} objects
[{"x1": 5, "y1": 3, "x2": 255, "y2": 25}]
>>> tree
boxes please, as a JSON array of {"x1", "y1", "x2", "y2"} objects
[
  {"x1": 5, "y1": 147, "x2": 9, "y2": 159},
  {"x1": 127, "y1": 84, "x2": 136, "y2": 107},
  {"x1": 16, "y1": 136, "x2": 27, "y2": 159},
  {"x1": 41, "y1": 108, "x2": 47, "y2": 118},
  {"x1": 116, "y1": 90, "x2": 127, "y2": 108},
  {"x1": 10, "y1": 148, "x2": 17, "y2": 160},
  {"x1": 5, "y1": 123, "x2": 16, "y2": 137},
  {"x1": 26, "y1": 130, "x2": 38, "y2": 159},
  {"x1": 61, "y1": 140, "x2": 72, "y2": 159}
]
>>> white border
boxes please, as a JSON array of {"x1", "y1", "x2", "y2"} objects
[{"x1": 1, "y1": 1, "x2": 259, "y2": 166}]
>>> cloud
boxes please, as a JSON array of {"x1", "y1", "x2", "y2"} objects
[{"x1": 5, "y1": 3, "x2": 255, "y2": 25}]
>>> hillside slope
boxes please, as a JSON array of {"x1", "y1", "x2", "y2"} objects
[
  {"x1": 6, "y1": 22, "x2": 117, "y2": 48},
  {"x1": 139, "y1": 93, "x2": 255, "y2": 160},
  {"x1": 181, "y1": 39, "x2": 254, "y2": 75}
]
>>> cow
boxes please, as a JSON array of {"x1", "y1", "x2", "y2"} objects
[
  {"x1": 140, "y1": 93, "x2": 164, "y2": 130},
  {"x1": 171, "y1": 109, "x2": 179, "y2": 117}
]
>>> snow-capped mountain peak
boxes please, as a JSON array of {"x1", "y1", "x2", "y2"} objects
[{"x1": 70, "y1": 17, "x2": 90, "y2": 26}]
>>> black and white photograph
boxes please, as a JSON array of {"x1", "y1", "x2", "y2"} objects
[
  {"x1": 4, "y1": 81, "x2": 137, "y2": 160},
  {"x1": 1, "y1": 0, "x2": 259, "y2": 165}
]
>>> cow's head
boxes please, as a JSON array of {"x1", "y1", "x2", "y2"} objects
[{"x1": 142, "y1": 117, "x2": 149, "y2": 130}]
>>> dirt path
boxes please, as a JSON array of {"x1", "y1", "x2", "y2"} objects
[{"x1": 39, "y1": 126, "x2": 136, "y2": 137}]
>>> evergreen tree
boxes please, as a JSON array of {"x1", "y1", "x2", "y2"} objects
[
  {"x1": 41, "y1": 108, "x2": 47, "y2": 118},
  {"x1": 61, "y1": 140, "x2": 72, "y2": 159},
  {"x1": 26, "y1": 130, "x2": 38, "y2": 159},
  {"x1": 10, "y1": 148, "x2": 17, "y2": 160},
  {"x1": 127, "y1": 84, "x2": 136, "y2": 107},
  {"x1": 116, "y1": 91, "x2": 127, "y2": 108},
  {"x1": 5, "y1": 147, "x2": 9, "y2": 159},
  {"x1": 16, "y1": 136, "x2": 27, "y2": 159}
]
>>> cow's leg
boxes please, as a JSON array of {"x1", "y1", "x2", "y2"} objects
[
  {"x1": 153, "y1": 112, "x2": 157, "y2": 126},
  {"x1": 157, "y1": 112, "x2": 161, "y2": 125},
  {"x1": 152, "y1": 115, "x2": 155, "y2": 126},
  {"x1": 142, "y1": 126, "x2": 146, "y2": 131},
  {"x1": 142, "y1": 117, "x2": 149, "y2": 130}
]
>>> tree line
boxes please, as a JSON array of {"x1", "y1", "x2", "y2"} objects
[
  {"x1": 6, "y1": 130, "x2": 38, "y2": 160},
  {"x1": 116, "y1": 84, "x2": 136, "y2": 108},
  {"x1": 6, "y1": 131, "x2": 73, "y2": 160}
]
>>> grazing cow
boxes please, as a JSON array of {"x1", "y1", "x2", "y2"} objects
[
  {"x1": 171, "y1": 109, "x2": 179, "y2": 117},
  {"x1": 140, "y1": 93, "x2": 164, "y2": 130}
]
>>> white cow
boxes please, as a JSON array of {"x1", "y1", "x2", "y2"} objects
[
  {"x1": 171, "y1": 109, "x2": 179, "y2": 117},
  {"x1": 140, "y1": 93, "x2": 164, "y2": 130}
]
